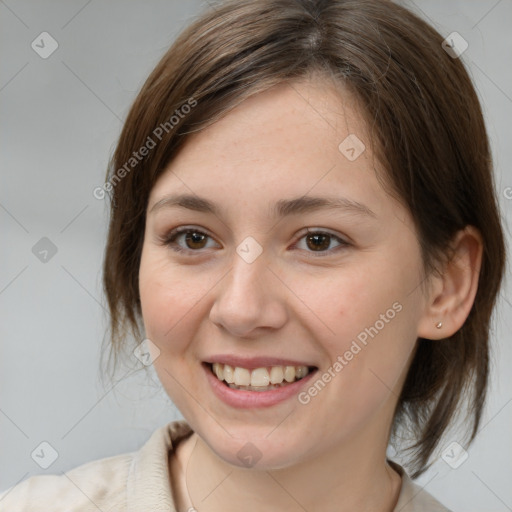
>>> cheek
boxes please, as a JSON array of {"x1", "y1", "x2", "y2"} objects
[
  {"x1": 139, "y1": 251, "x2": 198, "y2": 352},
  {"x1": 295, "y1": 272, "x2": 418, "y2": 442},
  {"x1": 138, "y1": 251, "x2": 208, "y2": 413},
  {"x1": 311, "y1": 258, "x2": 420, "y2": 390},
  {"x1": 311, "y1": 266, "x2": 400, "y2": 347}
]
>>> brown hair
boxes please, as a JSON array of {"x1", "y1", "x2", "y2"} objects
[{"x1": 100, "y1": 0, "x2": 506, "y2": 477}]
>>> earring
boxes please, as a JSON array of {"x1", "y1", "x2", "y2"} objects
[{"x1": 436, "y1": 321, "x2": 443, "y2": 329}]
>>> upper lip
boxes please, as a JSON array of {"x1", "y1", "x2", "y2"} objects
[{"x1": 204, "y1": 355, "x2": 317, "y2": 369}]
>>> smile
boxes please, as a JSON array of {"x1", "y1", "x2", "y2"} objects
[
  {"x1": 209, "y1": 362, "x2": 313, "y2": 391},
  {"x1": 202, "y1": 354, "x2": 319, "y2": 408}
]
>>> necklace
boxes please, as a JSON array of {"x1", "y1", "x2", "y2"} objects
[{"x1": 180, "y1": 434, "x2": 198, "y2": 510}]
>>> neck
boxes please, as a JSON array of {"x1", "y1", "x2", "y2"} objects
[{"x1": 175, "y1": 422, "x2": 402, "y2": 512}]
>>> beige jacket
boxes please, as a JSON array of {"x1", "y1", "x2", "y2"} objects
[{"x1": 0, "y1": 420, "x2": 451, "y2": 511}]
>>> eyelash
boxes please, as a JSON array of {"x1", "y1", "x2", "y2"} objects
[{"x1": 160, "y1": 226, "x2": 350, "y2": 258}]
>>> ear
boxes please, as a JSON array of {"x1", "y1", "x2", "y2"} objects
[{"x1": 417, "y1": 226, "x2": 483, "y2": 340}]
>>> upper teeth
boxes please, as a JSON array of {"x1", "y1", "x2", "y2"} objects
[{"x1": 212, "y1": 363, "x2": 310, "y2": 386}]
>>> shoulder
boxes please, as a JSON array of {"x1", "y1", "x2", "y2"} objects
[
  {"x1": 389, "y1": 460, "x2": 452, "y2": 512},
  {"x1": 0, "y1": 420, "x2": 193, "y2": 512},
  {"x1": 0, "y1": 451, "x2": 133, "y2": 512}
]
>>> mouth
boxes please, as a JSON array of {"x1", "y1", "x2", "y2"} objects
[{"x1": 204, "y1": 362, "x2": 318, "y2": 392}]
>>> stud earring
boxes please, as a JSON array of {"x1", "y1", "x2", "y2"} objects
[{"x1": 436, "y1": 321, "x2": 443, "y2": 329}]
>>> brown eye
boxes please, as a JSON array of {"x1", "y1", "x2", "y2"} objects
[
  {"x1": 294, "y1": 229, "x2": 349, "y2": 257},
  {"x1": 183, "y1": 231, "x2": 208, "y2": 250},
  {"x1": 163, "y1": 227, "x2": 218, "y2": 254},
  {"x1": 305, "y1": 233, "x2": 331, "y2": 251}
]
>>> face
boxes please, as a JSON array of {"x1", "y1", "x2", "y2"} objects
[{"x1": 139, "y1": 76, "x2": 428, "y2": 470}]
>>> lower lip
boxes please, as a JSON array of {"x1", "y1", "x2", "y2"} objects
[{"x1": 203, "y1": 363, "x2": 318, "y2": 409}]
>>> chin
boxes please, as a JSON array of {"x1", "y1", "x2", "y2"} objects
[{"x1": 196, "y1": 421, "x2": 308, "y2": 471}]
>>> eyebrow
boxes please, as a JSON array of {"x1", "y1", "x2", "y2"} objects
[{"x1": 149, "y1": 193, "x2": 376, "y2": 218}]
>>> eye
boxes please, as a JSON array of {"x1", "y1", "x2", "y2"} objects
[
  {"x1": 292, "y1": 228, "x2": 349, "y2": 256},
  {"x1": 160, "y1": 226, "x2": 350, "y2": 257},
  {"x1": 162, "y1": 227, "x2": 219, "y2": 254}
]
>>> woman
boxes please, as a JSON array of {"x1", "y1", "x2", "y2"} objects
[{"x1": 1, "y1": 0, "x2": 505, "y2": 510}]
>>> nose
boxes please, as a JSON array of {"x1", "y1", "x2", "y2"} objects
[{"x1": 209, "y1": 247, "x2": 288, "y2": 339}]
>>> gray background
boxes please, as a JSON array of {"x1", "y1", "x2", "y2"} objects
[{"x1": 1, "y1": 1, "x2": 511, "y2": 510}]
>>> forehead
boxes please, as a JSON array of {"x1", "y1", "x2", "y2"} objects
[
  {"x1": 148, "y1": 78, "x2": 390, "y2": 220},
  {"x1": 177, "y1": 78, "x2": 366, "y2": 164}
]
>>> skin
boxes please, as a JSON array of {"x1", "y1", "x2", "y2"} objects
[{"x1": 138, "y1": 75, "x2": 482, "y2": 512}]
